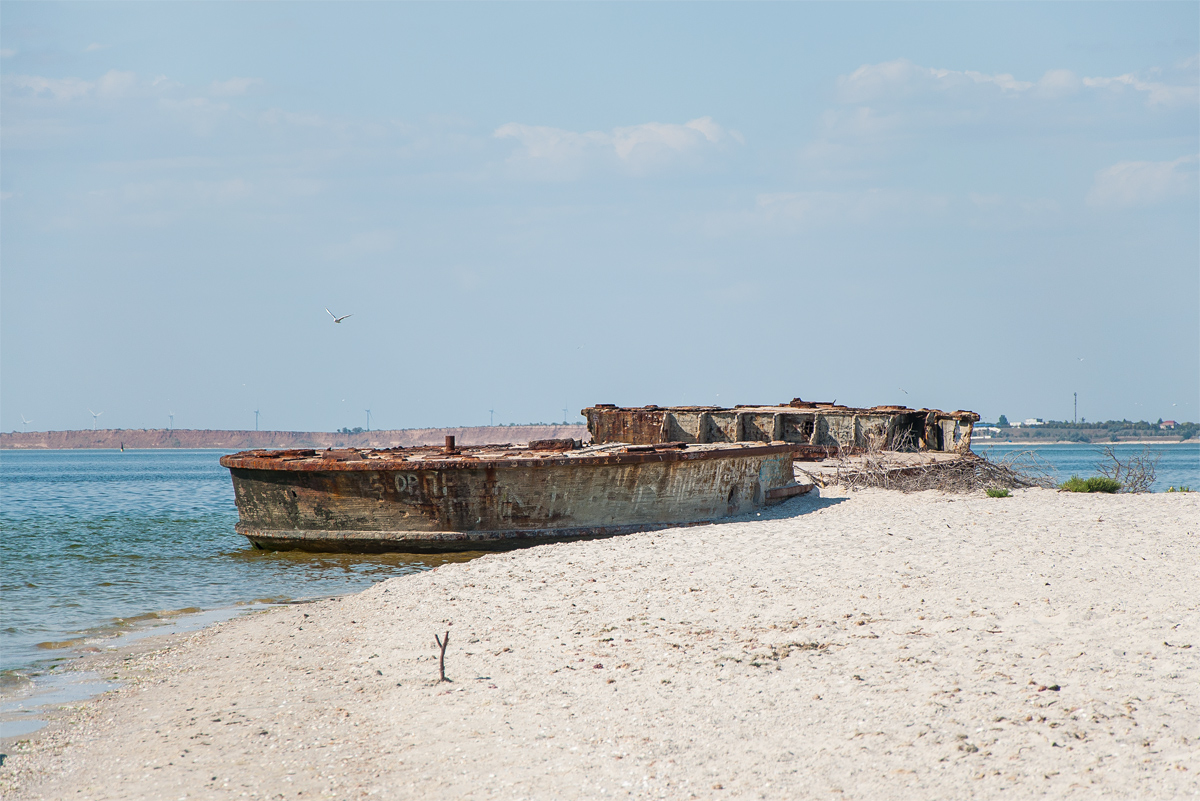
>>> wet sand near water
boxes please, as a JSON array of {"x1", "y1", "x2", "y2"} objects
[{"x1": 2, "y1": 487, "x2": 1197, "y2": 799}]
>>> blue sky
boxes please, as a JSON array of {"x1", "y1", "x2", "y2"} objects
[{"x1": 2, "y1": 2, "x2": 1197, "y2": 432}]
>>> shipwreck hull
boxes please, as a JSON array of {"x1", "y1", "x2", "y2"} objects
[
  {"x1": 583, "y1": 401, "x2": 981, "y2": 455},
  {"x1": 221, "y1": 442, "x2": 803, "y2": 553}
]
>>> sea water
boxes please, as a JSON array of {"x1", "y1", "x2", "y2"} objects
[
  {"x1": 0, "y1": 449, "x2": 473, "y2": 680},
  {"x1": 973, "y1": 441, "x2": 1200, "y2": 491}
]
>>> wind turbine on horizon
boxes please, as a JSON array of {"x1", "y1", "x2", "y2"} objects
[
  {"x1": 89, "y1": 409, "x2": 103, "y2": 430},
  {"x1": 20, "y1": 415, "x2": 32, "y2": 433},
  {"x1": 168, "y1": 411, "x2": 175, "y2": 431},
  {"x1": 254, "y1": 409, "x2": 261, "y2": 432},
  {"x1": 365, "y1": 409, "x2": 372, "y2": 432}
]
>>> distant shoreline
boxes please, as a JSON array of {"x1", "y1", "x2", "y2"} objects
[
  {"x1": 2, "y1": 428, "x2": 1192, "y2": 451},
  {"x1": 0, "y1": 425, "x2": 589, "y2": 451},
  {"x1": 973, "y1": 439, "x2": 1194, "y2": 446}
]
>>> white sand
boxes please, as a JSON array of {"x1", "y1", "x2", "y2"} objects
[{"x1": 3, "y1": 487, "x2": 1198, "y2": 799}]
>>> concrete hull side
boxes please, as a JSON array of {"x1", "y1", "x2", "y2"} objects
[
  {"x1": 229, "y1": 452, "x2": 794, "y2": 552},
  {"x1": 585, "y1": 408, "x2": 976, "y2": 454}
]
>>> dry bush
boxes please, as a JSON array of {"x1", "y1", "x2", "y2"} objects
[
  {"x1": 819, "y1": 439, "x2": 1054, "y2": 494},
  {"x1": 1096, "y1": 445, "x2": 1159, "y2": 493}
]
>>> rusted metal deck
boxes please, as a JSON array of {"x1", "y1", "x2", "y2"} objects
[
  {"x1": 220, "y1": 437, "x2": 810, "y2": 553},
  {"x1": 583, "y1": 400, "x2": 980, "y2": 456}
]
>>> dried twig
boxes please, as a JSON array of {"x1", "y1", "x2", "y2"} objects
[
  {"x1": 821, "y1": 438, "x2": 1055, "y2": 494},
  {"x1": 434, "y1": 631, "x2": 450, "y2": 682},
  {"x1": 1096, "y1": 445, "x2": 1159, "y2": 493}
]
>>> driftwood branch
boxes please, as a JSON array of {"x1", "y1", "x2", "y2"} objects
[
  {"x1": 434, "y1": 631, "x2": 450, "y2": 682},
  {"x1": 816, "y1": 438, "x2": 1055, "y2": 494}
]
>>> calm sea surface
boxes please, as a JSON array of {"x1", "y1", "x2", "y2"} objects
[
  {"x1": 2, "y1": 443, "x2": 1197, "y2": 677},
  {"x1": 972, "y1": 441, "x2": 1199, "y2": 491},
  {"x1": 1, "y1": 450, "x2": 474, "y2": 677}
]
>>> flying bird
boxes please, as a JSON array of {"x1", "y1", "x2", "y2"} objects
[{"x1": 326, "y1": 308, "x2": 353, "y2": 324}]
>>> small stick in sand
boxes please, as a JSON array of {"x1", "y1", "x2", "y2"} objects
[{"x1": 434, "y1": 631, "x2": 450, "y2": 682}]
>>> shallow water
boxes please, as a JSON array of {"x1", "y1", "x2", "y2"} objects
[
  {"x1": 973, "y1": 441, "x2": 1199, "y2": 491},
  {"x1": 0, "y1": 449, "x2": 476, "y2": 677}
]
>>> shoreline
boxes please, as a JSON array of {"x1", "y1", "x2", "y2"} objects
[
  {"x1": 0, "y1": 603, "x2": 301, "y2": 738},
  {"x1": 3, "y1": 431, "x2": 1194, "y2": 451},
  {"x1": 3, "y1": 487, "x2": 1196, "y2": 799},
  {"x1": 0, "y1": 425, "x2": 589, "y2": 451}
]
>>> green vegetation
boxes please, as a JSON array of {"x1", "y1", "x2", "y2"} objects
[
  {"x1": 982, "y1": 419, "x2": 1197, "y2": 442},
  {"x1": 1059, "y1": 476, "x2": 1088, "y2": 492},
  {"x1": 985, "y1": 488, "x2": 1011, "y2": 498},
  {"x1": 1059, "y1": 475, "x2": 1121, "y2": 493},
  {"x1": 1167, "y1": 486, "x2": 1192, "y2": 493}
]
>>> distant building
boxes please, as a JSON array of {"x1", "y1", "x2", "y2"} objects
[
  {"x1": 1023, "y1": 418, "x2": 1044, "y2": 426},
  {"x1": 974, "y1": 426, "x2": 1002, "y2": 438},
  {"x1": 1160, "y1": 420, "x2": 1177, "y2": 429}
]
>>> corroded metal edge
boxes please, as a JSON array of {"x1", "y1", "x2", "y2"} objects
[
  {"x1": 219, "y1": 441, "x2": 801, "y2": 472},
  {"x1": 236, "y1": 521, "x2": 709, "y2": 554},
  {"x1": 586, "y1": 402, "x2": 981, "y2": 419}
]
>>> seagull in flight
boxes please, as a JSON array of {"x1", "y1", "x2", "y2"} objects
[{"x1": 326, "y1": 308, "x2": 353, "y2": 324}]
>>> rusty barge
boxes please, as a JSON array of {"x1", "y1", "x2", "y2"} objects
[
  {"x1": 220, "y1": 437, "x2": 808, "y2": 553},
  {"x1": 583, "y1": 400, "x2": 980, "y2": 454},
  {"x1": 220, "y1": 400, "x2": 978, "y2": 553}
]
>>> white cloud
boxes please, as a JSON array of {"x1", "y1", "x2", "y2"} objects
[
  {"x1": 96, "y1": 70, "x2": 136, "y2": 97},
  {"x1": 494, "y1": 117, "x2": 735, "y2": 176},
  {"x1": 611, "y1": 118, "x2": 725, "y2": 159},
  {"x1": 838, "y1": 58, "x2": 1196, "y2": 107},
  {"x1": 837, "y1": 59, "x2": 1033, "y2": 103},
  {"x1": 1087, "y1": 156, "x2": 1199, "y2": 208},
  {"x1": 7, "y1": 74, "x2": 95, "y2": 101},
  {"x1": 84, "y1": 43, "x2": 107, "y2": 53},
  {"x1": 1034, "y1": 69, "x2": 1081, "y2": 99},
  {"x1": 210, "y1": 77, "x2": 261, "y2": 97},
  {"x1": 5, "y1": 69, "x2": 136, "y2": 100},
  {"x1": 1082, "y1": 73, "x2": 1197, "y2": 107}
]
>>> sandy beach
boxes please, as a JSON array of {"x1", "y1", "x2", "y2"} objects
[{"x1": 3, "y1": 486, "x2": 1197, "y2": 799}]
